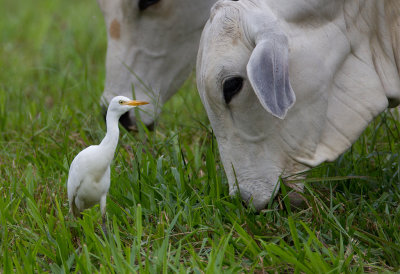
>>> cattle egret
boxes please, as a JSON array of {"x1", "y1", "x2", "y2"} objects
[{"x1": 67, "y1": 96, "x2": 148, "y2": 234}]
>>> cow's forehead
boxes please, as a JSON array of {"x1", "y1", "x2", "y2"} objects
[
  {"x1": 209, "y1": 4, "x2": 242, "y2": 43},
  {"x1": 199, "y1": 5, "x2": 251, "y2": 87}
]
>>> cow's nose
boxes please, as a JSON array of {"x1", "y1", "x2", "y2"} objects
[
  {"x1": 238, "y1": 185, "x2": 271, "y2": 211},
  {"x1": 102, "y1": 107, "x2": 154, "y2": 131},
  {"x1": 119, "y1": 111, "x2": 155, "y2": 131}
]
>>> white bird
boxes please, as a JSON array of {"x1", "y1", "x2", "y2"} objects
[{"x1": 67, "y1": 96, "x2": 148, "y2": 234}]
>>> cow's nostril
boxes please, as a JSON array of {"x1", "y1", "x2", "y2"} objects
[
  {"x1": 238, "y1": 185, "x2": 269, "y2": 211},
  {"x1": 119, "y1": 112, "x2": 134, "y2": 131},
  {"x1": 238, "y1": 187, "x2": 252, "y2": 204}
]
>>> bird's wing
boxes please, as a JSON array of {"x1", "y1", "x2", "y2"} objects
[
  {"x1": 67, "y1": 146, "x2": 100, "y2": 216},
  {"x1": 67, "y1": 146, "x2": 97, "y2": 200},
  {"x1": 67, "y1": 154, "x2": 84, "y2": 209}
]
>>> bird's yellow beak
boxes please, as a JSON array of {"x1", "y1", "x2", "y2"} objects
[{"x1": 123, "y1": 100, "x2": 149, "y2": 106}]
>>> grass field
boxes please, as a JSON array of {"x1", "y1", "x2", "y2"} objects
[{"x1": 1, "y1": 0, "x2": 400, "y2": 272}]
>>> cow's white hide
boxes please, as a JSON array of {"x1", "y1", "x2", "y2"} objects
[
  {"x1": 97, "y1": 0, "x2": 216, "y2": 129},
  {"x1": 197, "y1": 0, "x2": 400, "y2": 210}
]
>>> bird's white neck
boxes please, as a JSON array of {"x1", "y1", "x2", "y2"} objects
[{"x1": 99, "y1": 111, "x2": 120, "y2": 160}]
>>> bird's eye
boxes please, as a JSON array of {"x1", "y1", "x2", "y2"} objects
[
  {"x1": 223, "y1": 77, "x2": 243, "y2": 104},
  {"x1": 139, "y1": 0, "x2": 161, "y2": 10},
  {"x1": 119, "y1": 100, "x2": 124, "y2": 105}
]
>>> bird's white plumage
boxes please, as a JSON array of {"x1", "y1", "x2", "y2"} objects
[
  {"x1": 67, "y1": 96, "x2": 148, "y2": 229},
  {"x1": 67, "y1": 145, "x2": 111, "y2": 217}
]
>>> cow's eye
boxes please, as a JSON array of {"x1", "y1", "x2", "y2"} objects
[
  {"x1": 223, "y1": 77, "x2": 243, "y2": 104},
  {"x1": 139, "y1": 0, "x2": 160, "y2": 10}
]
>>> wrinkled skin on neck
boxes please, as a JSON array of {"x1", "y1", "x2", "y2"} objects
[
  {"x1": 97, "y1": 0, "x2": 217, "y2": 130},
  {"x1": 197, "y1": 0, "x2": 400, "y2": 210}
]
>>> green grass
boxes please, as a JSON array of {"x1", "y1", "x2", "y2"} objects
[{"x1": 1, "y1": 0, "x2": 400, "y2": 272}]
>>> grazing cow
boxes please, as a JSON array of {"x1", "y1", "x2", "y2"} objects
[
  {"x1": 197, "y1": 0, "x2": 400, "y2": 210},
  {"x1": 97, "y1": 0, "x2": 216, "y2": 130}
]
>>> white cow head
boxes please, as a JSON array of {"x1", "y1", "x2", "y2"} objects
[
  {"x1": 97, "y1": 0, "x2": 216, "y2": 129},
  {"x1": 197, "y1": 0, "x2": 400, "y2": 210}
]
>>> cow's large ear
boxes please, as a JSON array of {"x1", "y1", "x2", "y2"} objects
[{"x1": 247, "y1": 34, "x2": 295, "y2": 119}]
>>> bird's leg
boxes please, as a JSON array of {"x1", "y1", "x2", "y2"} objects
[
  {"x1": 100, "y1": 196, "x2": 108, "y2": 237},
  {"x1": 102, "y1": 215, "x2": 107, "y2": 237}
]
